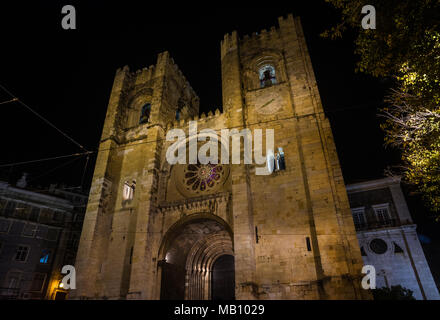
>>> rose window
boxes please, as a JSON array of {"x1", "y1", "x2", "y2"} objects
[
  {"x1": 184, "y1": 164, "x2": 224, "y2": 192},
  {"x1": 173, "y1": 161, "x2": 229, "y2": 197}
]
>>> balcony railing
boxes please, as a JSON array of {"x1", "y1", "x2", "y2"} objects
[{"x1": 354, "y1": 218, "x2": 400, "y2": 231}]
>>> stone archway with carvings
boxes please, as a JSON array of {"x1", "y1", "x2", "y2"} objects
[{"x1": 157, "y1": 214, "x2": 234, "y2": 300}]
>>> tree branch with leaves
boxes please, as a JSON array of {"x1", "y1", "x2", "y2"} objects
[{"x1": 323, "y1": 0, "x2": 440, "y2": 215}]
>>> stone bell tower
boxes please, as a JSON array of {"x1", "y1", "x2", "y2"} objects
[
  {"x1": 73, "y1": 52, "x2": 200, "y2": 299},
  {"x1": 73, "y1": 14, "x2": 370, "y2": 300},
  {"x1": 219, "y1": 14, "x2": 370, "y2": 299}
]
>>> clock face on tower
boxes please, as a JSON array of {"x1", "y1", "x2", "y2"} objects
[{"x1": 255, "y1": 96, "x2": 282, "y2": 114}]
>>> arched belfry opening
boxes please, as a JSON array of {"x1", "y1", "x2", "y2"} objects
[{"x1": 158, "y1": 216, "x2": 234, "y2": 300}]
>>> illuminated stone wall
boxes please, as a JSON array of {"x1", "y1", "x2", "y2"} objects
[{"x1": 73, "y1": 15, "x2": 370, "y2": 300}]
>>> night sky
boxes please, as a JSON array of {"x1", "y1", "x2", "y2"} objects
[
  {"x1": 0, "y1": 1, "x2": 398, "y2": 185},
  {"x1": 0, "y1": 2, "x2": 438, "y2": 253}
]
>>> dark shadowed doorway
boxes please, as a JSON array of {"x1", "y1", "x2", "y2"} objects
[
  {"x1": 211, "y1": 254, "x2": 235, "y2": 300},
  {"x1": 159, "y1": 217, "x2": 234, "y2": 300}
]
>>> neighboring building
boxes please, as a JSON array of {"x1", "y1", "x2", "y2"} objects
[
  {"x1": 73, "y1": 15, "x2": 370, "y2": 300},
  {"x1": 347, "y1": 177, "x2": 440, "y2": 300},
  {"x1": 0, "y1": 180, "x2": 87, "y2": 300}
]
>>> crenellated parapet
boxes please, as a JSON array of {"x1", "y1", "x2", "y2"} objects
[
  {"x1": 115, "y1": 52, "x2": 198, "y2": 102},
  {"x1": 103, "y1": 51, "x2": 200, "y2": 143},
  {"x1": 220, "y1": 31, "x2": 239, "y2": 60},
  {"x1": 220, "y1": 14, "x2": 296, "y2": 57},
  {"x1": 240, "y1": 26, "x2": 280, "y2": 45},
  {"x1": 165, "y1": 107, "x2": 224, "y2": 131}
]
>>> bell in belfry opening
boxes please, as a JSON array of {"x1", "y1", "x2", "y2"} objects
[{"x1": 278, "y1": 147, "x2": 286, "y2": 170}]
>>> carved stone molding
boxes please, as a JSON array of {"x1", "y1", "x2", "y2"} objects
[{"x1": 156, "y1": 192, "x2": 230, "y2": 217}]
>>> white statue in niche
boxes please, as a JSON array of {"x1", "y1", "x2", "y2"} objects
[
  {"x1": 122, "y1": 180, "x2": 136, "y2": 201},
  {"x1": 277, "y1": 147, "x2": 286, "y2": 170},
  {"x1": 266, "y1": 149, "x2": 275, "y2": 174},
  {"x1": 267, "y1": 148, "x2": 286, "y2": 174}
]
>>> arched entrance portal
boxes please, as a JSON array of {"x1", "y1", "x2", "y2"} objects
[{"x1": 159, "y1": 216, "x2": 234, "y2": 300}]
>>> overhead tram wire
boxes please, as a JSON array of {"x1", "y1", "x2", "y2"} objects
[
  {"x1": 0, "y1": 83, "x2": 89, "y2": 153},
  {"x1": 0, "y1": 152, "x2": 93, "y2": 168},
  {"x1": 0, "y1": 98, "x2": 18, "y2": 105},
  {"x1": 80, "y1": 154, "x2": 90, "y2": 189},
  {"x1": 26, "y1": 153, "x2": 89, "y2": 185}
]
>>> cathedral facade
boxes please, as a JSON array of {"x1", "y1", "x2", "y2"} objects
[{"x1": 73, "y1": 14, "x2": 370, "y2": 300}]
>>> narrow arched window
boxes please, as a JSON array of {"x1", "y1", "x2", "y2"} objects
[
  {"x1": 139, "y1": 103, "x2": 151, "y2": 124},
  {"x1": 122, "y1": 180, "x2": 136, "y2": 201},
  {"x1": 259, "y1": 65, "x2": 276, "y2": 88}
]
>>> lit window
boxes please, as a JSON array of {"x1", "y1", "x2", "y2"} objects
[
  {"x1": 15, "y1": 246, "x2": 29, "y2": 262},
  {"x1": 351, "y1": 208, "x2": 366, "y2": 229},
  {"x1": 259, "y1": 65, "x2": 277, "y2": 87},
  {"x1": 39, "y1": 249, "x2": 51, "y2": 264},
  {"x1": 373, "y1": 204, "x2": 391, "y2": 225},
  {"x1": 139, "y1": 103, "x2": 151, "y2": 124},
  {"x1": 122, "y1": 180, "x2": 136, "y2": 201}
]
